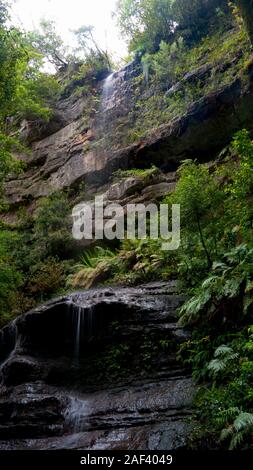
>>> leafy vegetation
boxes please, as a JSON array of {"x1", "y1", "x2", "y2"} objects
[
  {"x1": 113, "y1": 165, "x2": 159, "y2": 181},
  {"x1": 0, "y1": 0, "x2": 113, "y2": 321},
  {"x1": 67, "y1": 128, "x2": 253, "y2": 448},
  {"x1": 235, "y1": 0, "x2": 253, "y2": 45},
  {"x1": 115, "y1": 0, "x2": 230, "y2": 53},
  {"x1": 168, "y1": 130, "x2": 253, "y2": 449},
  {"x1": 0, "y1": 190, "x2": 74, "y2": 321}
]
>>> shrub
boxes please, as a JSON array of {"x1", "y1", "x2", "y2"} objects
[{"x1": 33, "y1": 191, "x2": 72, "y2": 259}]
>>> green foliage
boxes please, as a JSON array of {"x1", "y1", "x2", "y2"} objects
[
  {"x1": 68, "y1": 246, "x2": 119, "y2": 289},
  {"x1": 0, "y1": 5, "x2": 60, "y2": 125},
  {"x1": 27, "y1": 257, "x2": 68, "y2": 301},
  {"x1": 115, "y1": 0, "x2": 175, "y2": 53},
  {"x1": 235, "y1": 0, "x2": 253, "y2": 45},
  {"x1": 0, "y1": 2, "x2": 64, "y2": 210},
  {"x1": 220, "y1": 411, "x2": 253, "y2": 449},
  {"x1": 73, "y1": 25, "x2": 111, "y2": 69},
  {"x1": 113, "y1": 165, "x2": 158, "y2": 180},
  {"x1": 102, "y1": 343, "x2": 131, "y2": 376},
  {"x1": 28, "y1": 19, "x2": 69, "y2": 69},
  {"x1": 115, "y1": 0, "x2": 230, "y2": 53},
  {"x1": 0, "y1": 24, "x2": 28, "y2": 121},
  {"x1": 76, "y1": 246, "x2": 117, "y2": 270},
  {"x1": 146, "y1": 37, "x2": 185, "y2": 86},
  {"x1": 62, "y1": 56, "x2": 110, "y2": 102},
  {"x1": 180, "y1": 326, "x2": 253, "y2": 448},
  {"x1": 119, "y1": 23, "x2": 251, "y2": 148},
  {"x1": 172, "y1": 0, "x2": 230, "y2": 44},
  {"x1": 33, "y1": 191, "x2": 72, "y2": 259},
  {"x1": 179, "y1": 245, "x2": 253, "y2": 326},
  {"x1": 173, "y1": 130, "x2": 253, "y2": 337},
  {"x1": 15, "y1": 71, "x2": 61, "y2": 122},
  {"x1": 208, "y1": 345, "x2": 239, "y2": 378},
  {"x1": 0, "y1": 191, "x2": 74, "y2": 324},
  {"x1": 229, "y1": 129, "x2": 253, "y2": 200},
  {"x1": 173, "y1": 130, "x2": 253, "y2": 446},
  {"x1": 167, "y1": 160, "x2": 224, "y2": 269},
  {"x1": 0, "y1": 134, "x2": 23, "y2": 195},
  {"x1": 0, "y1": 229, "x2": 24, "y2": 325},
  {"x1": 76, "y1": 53, "x2": 111, "y2": 83}
]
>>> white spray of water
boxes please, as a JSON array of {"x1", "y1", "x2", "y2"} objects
[
  {"x1": 65, "y1": 396, "x2": 90, "y2": 434},
  {"x1": 102, "y1": 72, "x2": 115, "y2": 111},
  {"x1": 0, "y1": 321, "x2": 20, "y2": 381},
  {"x1": 72, "y1": 305, "x2": 95, "y2": 368}
]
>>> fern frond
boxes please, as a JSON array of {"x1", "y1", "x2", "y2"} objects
[
  {"x1": 233, "y1": 412, "x2": 253, "y2": 433},
  {"x1": 208, "y1": 358, "x2": 227, "y2": 374},
  {"x1": 229, "y1": 431, "x2": 245, "y2": 450},
  {"x1": 220, "y1": 426, "x2": 233, "y2": 441},
  {"x1": 214, "y1": 345, "x2": 234, "y2": 358}
]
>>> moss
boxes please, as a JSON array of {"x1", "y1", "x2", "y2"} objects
[
  {"x1": 104, "y1": 26, "x2": 252, "y2": 150},
  {"x1": 113, "y1": 165, "x2": 159, "y2": 181}
]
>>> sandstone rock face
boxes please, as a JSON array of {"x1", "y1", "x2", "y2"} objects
[
  {"x1": 5, "y1": 58, "x2": 253, "y2": 208},
  {"x1": 71, "y1": 169, "x2": 177, "y2": 250},
  {"x1": 0, "y1": 282, "x2": 194, "y2": 450}
]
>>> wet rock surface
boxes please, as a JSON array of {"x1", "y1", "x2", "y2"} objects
[
  {"x1": 5, "y1": 57, "x2": 253, "y2": 209},
  {"x1": 0, "y1": 282, "x2": 194, "y2": 450}
]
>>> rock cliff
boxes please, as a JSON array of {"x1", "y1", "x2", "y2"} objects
[
  {"x1": 0, "y1": 282, "x2": 194, "y2": 450},
  {"x1": 5, "y1": 55, "x2": 253, "y2": 209}
]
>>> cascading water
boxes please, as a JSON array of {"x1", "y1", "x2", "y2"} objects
[
  {"x1": 65, "y1": 396, "x2": 90, "y2": 434},
  {"x1": 98, "y1": 72, "x2": 117, "y2": 150},
  {"x1": 94, "y1": 64, "x2": 135, "y2": 157},
  {"x1": 0, "y1": 321, "x2": 20, "y2": 382},
  {"x1": 73, "y1": 307, "x2": 83, "y2": 367},
  {"x1": 67, "y1": 305, "x2": 97, "y2": 434},
  {"x1": 102, "y1": 72, "x2": 116, "y2": 112},
  {"x1": 71, "y1": 305, "x2": 95, "y2": 367}
]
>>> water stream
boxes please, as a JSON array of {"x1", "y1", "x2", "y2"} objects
[
  {"x1": 0, "y1": 321, "x2": 19, "y2": 382},
  {"x1": 102, "y1": 72, "x2": 116, "y2": 111},
  {"x1": 71, "y1": 305, "x2": 95, "y2": 368},
  {"x1": 65, "y1": 396, "x2": 90, "y2": 434}
]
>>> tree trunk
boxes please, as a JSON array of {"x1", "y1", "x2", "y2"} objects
[
  {"x1": 196, "y1": 212, "x2": 212, "y2": 269},
  {"x1": 236, "y1": 0, "x2": 253, "y2": 45}
]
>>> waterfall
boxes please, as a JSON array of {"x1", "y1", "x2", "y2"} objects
[
  {"x1": 98, "y1": 72, "x2": 117, "y2": 148},
  {"x1": 73, "y1": 307, "x2": 83, "y2": 367},
  {"x1": 102, "y1": 72, "x2": 116, "y2": 112},
  {"x1": 0, "y1": 321, "x2": 19, "y2": 382},
  {"x1": 71, "y1": 305, "x2": 95, "y2": 367},
  {"x1": 65, "y1": 396, "x2": 90, "y2": 434}
]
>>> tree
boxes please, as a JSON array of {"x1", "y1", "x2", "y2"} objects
[
  {"x1": 115, "y1": 0, "x2": 230, "y2": 52},
  {"x1": 0, "y1": 229, "x2": 23, "y2": 325},
  {"x1": 167, "y1": 161, "x2": 225, "y2": 268},
  {"x1": 28, "y1": 19, "x2": 69, "y2": 70},
  {"x1": 235, "y1": 0, "x2": 253, "y2": 45},
  {"x1": 0, "y1": 1, "x2": 28, "y2": 190},
  {"x1": 73, "y1": 25, "x2": 111, "y2": 68},
  {"x1": 0, "y1": 0, "x2": 8, "y2": 24},
  {"x1": 115, "y1": 0, "x2": 175, "y2": 52},
  {"x1": 33, "y1": 192, "x2": 72, "y2": 259},
  {"x1": 0, "y1": 23, "x2": 28, "y2": 121},
  {"x1": 173, "y1": 0, "x2": 229, "y2": 43}
]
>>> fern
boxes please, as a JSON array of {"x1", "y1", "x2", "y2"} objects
[
  {"x1": 220, "y1": 411, "x2": 253, "y2": 449},
  {"x1": 76, "y1": 246, "x2": 116, "y2": 270},
  {"x1": 218, "y1": 407, "x2": 240, "y2": 427},
  {"x1": 208, "y1": 345, "x2": 239, "y2": 377},
  {"x1": 233, "y1": 412, "x2": 253, "y2": 432},
  {"x1": 178, "y1": 244, "x2": 253, "y2": 326}
]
